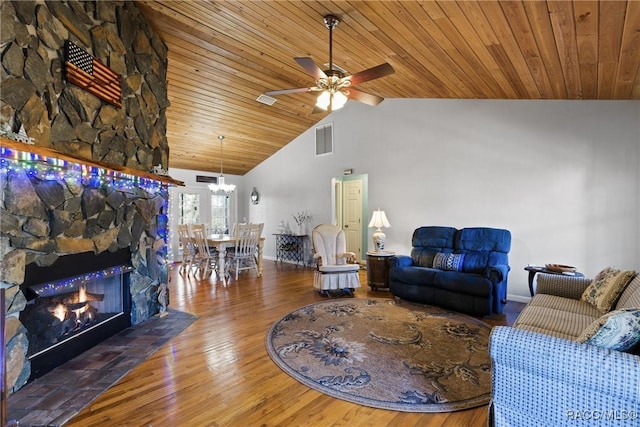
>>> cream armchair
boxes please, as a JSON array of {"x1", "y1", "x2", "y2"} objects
[{"x1": 311, "y1": 224, "x2": 361, "y2": 296}]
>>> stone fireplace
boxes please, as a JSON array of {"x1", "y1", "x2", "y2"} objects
[
  {"x1": 1, "y1": 141, "x2": 177, "y2": 393},
  {"x1": 1, "y1": 0, "x2": 178, "y2": 395}
]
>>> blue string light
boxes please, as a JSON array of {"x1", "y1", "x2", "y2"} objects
[
  {"x1": 0, "y1": 146, "x2": 167, "y2": 194},
  {"x1": 29, "y1": 265, "x2": 135, "y2": 297}
]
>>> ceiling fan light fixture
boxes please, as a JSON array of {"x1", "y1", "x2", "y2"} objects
[
  {"x1": 315, "y1": 90, "x2": 347, "y2": 111},
  {"x1": 316, "y1": 91, "x2": 330, "y2": 110},
  {"x1": 264, "y1": 14, "x2": 393, "y2": 112}
]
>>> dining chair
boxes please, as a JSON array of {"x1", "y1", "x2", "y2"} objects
[
  {"x1": 226, "y1": 223, "x2": 263, "y2": 280},
  {"x1": 177, "y1": 224, "x2": 196, "y2": 275},
  {"x1": 191, "y1": 224, "x2": 217, "y2": 277}
]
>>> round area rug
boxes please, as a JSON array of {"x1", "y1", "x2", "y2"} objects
[{"x1": 266, "y1": 298, "x2": 492, "y2": 413}]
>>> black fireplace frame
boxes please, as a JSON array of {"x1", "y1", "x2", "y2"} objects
[{"x1": 20, "y1": 249, "x2": 133, "y2": 381}]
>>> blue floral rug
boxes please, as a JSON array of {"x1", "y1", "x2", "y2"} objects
[{"x1": 266, "y1": 298, "x2": 492, "y2": 412}]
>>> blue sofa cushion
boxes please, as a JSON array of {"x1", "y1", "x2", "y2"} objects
[
  {"x1": 389, "y1": 266, "x2": 439, "y2": 287},
  {"x1": 455, "y1": 227, "x2": 511, "y2": 252},
  {"x1": 455, "y1": 228, "x2": 511, "y2": 274},
  {"x1": 433, "y1": 270, "x2": 492, "y2": 297},
  {"x1": 460, "y1": 251, "x2": 489, "y2": 273},
  {"x1": 410, "y1": 226, "x2": 456, "y2": 267},
  {"x1": 433, "y1": 252, "x2": 465, "y2": 271}
]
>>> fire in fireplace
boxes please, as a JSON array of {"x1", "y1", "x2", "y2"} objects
[
  {"x1": 21, "y1": 266, "x2": 132, "y2": 358},
  {"x1": 19, "y1": 249, "x2": 133, "y2": 380}
]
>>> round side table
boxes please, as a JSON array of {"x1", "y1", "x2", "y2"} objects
[{"x1": 366, "y1": 251, "x2": 396, "y2": 291}]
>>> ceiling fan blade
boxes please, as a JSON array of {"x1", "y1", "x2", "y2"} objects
[
  {"x1": 346, "y1": 63, "x2": 395, "y2": 86},
  {"x1": 294, "y1": 57, "x2": 327, "y2": 80},
  {"x1": 346, "y1": 88, "x2": 384, "y2": 106},
  {"x1": 264, "y1": 87, "x2": 313, "y2": 96}
]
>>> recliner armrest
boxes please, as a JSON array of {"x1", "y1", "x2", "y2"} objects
[
  {"x1": 486, "y1": 264, "x2": 510, "y2": 283},
  {"x1": 394, "y1": 255, "x2": 413, "y2": 267}
]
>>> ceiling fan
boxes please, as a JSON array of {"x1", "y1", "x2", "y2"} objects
[{"x1": 264, "y1": 14, "x2": 395, "y2": 113}]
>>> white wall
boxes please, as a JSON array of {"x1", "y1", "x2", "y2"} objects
[{"x1": 170, "y1": 99, "x2": 640, "y2": 302}]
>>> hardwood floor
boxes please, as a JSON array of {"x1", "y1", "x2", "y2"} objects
[{"x1": 66, "y1": 261, "x2": 523, "y2": 426}]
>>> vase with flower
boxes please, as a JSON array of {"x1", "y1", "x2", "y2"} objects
[{"x1": 292, "y1": 210, "x2": 312, "y2": 235}]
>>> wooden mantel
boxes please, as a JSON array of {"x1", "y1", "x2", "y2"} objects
[{"x1": 0, "y1": 136, "x2": 184, "y2": 186}]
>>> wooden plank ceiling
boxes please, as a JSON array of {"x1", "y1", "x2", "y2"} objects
[{"x1": 135, "y1": 1, "x2": 640, "y2": 175}]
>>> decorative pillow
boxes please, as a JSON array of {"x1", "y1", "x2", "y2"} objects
[
  {"x1": 581, "y1": 268, "x2": 637, "y2": 312},
  {"x1": 577, "y1": 309, "x2": 640, "y2": 352},
  {"x1": 432, "y1": 252, "x2": 465, "y2": 272}
]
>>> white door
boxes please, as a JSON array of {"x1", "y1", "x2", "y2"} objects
[{"x1": 343, "y1": 180, "x2": 362, "y2": 260}]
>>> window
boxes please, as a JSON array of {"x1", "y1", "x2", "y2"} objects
[
  {"x1": 211, "y1": 192, "x2": 232, "y2": 234},
  {"x1": 178, "y1": 193, "x2": 200, "y2": 225}
]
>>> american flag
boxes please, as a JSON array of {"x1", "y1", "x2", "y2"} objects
[{"x1": 64, "y1": 40, "x2": 122, "y2": 108}]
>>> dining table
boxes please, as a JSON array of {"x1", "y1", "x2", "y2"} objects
[{"x1": 207, "y1": 234, "x2": 265, "y2": 280}]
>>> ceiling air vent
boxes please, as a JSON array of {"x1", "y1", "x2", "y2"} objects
[
  {"x1": 315, "y1": 123, "x2": 333, "y2": 156},
  {"x1": 256, "y1": 94, "x2": 277, "y2": 106}
]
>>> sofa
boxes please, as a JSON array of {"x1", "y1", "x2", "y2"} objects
[
  {"x1": 490, "y1": 271, "x2": 640, "y2": 427},
  {"x1": 388, "y1": 226, "x2": 511, "y2": 316}
]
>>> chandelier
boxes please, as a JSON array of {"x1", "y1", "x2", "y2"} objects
[{"x1": 208, "y1": 135, "x2": 236, "y2": 193}]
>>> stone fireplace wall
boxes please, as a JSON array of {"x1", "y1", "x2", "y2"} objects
[
  {"x1": 1, "y1": 0, "x2": 169, "y2": 169},
  {"x1": 1, "y1": 1, "x2": 172, "y2": 394}
]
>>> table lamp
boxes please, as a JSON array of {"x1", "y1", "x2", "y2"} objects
[{"x1": 368, "y1": 209, "x2": 391, "y2": 251}]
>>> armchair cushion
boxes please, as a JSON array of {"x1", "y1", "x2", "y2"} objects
[
  {"x1": 577, "y1": 308, "x2": 640, "y2": 352},
  {"x1": 581, "y1": 268, "x2": 636, "y2": 312},
  {"x1": 318, "y1": 264, "x2": 359, "y2": 273}
]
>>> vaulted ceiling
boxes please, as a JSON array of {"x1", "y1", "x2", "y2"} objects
[{"x1": 135, "y1": 1, "x2": 640, "y2": 175}]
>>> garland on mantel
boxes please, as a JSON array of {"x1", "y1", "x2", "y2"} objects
[{"x1": 0, "y1": 137, "x2": 183, "y2": 192}]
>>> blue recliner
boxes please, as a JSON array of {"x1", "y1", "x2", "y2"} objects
[{"x1": 389, "y1": 226, "x2": 511, "y2": 316}]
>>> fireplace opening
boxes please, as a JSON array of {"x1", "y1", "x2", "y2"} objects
[{"x1": 19, "y1": 249, "x2": 133, "y2": 381}]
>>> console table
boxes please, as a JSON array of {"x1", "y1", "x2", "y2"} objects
[{"x1": 274, "y1": 234, "x2": 306, "y2": 266}]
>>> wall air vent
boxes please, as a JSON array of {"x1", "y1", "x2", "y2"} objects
[
  {"x1": 315, "y1": 123, "x2": 333, "y2": 156},
  {"x1": 196, "y1": 175, "x2": 218, "y2": 184},
  {"x1": 256, "y1": 94, "x2": 277, "y2": 106}
]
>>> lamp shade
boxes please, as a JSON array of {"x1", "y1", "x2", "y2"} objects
[{"x1": 368, "y1": 209, "x2": 390, "y2": 229}]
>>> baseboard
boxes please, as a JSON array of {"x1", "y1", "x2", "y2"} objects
[
  {"x1": 263, "y1": 255, "x2": 310, "y2": 267},
  {"x1": 507, "y1": 294, "x2": 532, "y2": 304}
]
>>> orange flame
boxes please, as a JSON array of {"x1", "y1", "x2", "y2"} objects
[
  {"x1": 53, "y1": 304, "x2": 66, "y2": 322},
  {"x1": 73, "y1": 285, "x2": 89, "y2": 323}
]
